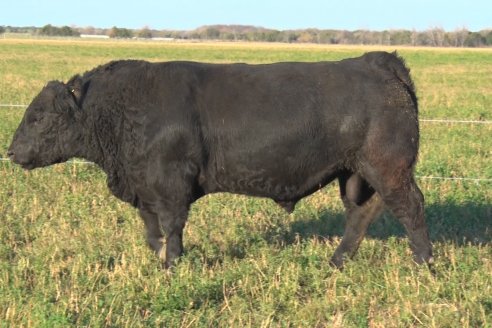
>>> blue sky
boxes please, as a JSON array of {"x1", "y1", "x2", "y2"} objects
[{"x1": 2, "y1": 0, "x2": 491, "y2": 31}]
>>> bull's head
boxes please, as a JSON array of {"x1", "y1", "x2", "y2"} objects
[{"x1": 8, "y1": 77, "x2": 84, "y2": 169}]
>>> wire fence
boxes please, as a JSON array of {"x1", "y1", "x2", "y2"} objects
[
  {"x1": 1, "y1": 103, "x2": 491, "y2": 183},
  {"x1": 416, "y1": 176, "x2": 492, "y2": 183},
  {"x1": 0, "y1": 104, "x2": 27, "y2": 108},
  {"x1": 420, "y1": 119, "x2": 492, "y2": 124}
]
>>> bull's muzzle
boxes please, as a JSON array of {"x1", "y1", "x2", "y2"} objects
[{"x1": 7, "y1": 145, "x2": 36, "y2": 169}]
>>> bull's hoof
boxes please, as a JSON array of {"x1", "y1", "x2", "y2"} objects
[
  {"x1": 161, "y1": 260, "x2": 178, "y2": 273},
  {"x1": 413, "y1": 251, "x2": 434, "y2": 265},
  {"x1": 275, "y1": 200, "x2": 296, "y2": 214},
  {"x1": 413, "y1": 253, "x2": 436, "y2": 273},
  {"x1": 329, "y1": 255, "x2": 345, "y2": 270}
]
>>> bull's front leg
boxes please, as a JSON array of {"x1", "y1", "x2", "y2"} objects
[
  {"x1": 139, "y1": 206, "x2": 165, "y2": 261},
  {"x1": 158, "y1": 204, "x2": 187, "y2": 268},
  {"x1": 137, "y1": 159, "x2": 199, "y2": 268},
  {"x1": 139, "y1": 201, "x2": 190, "y2": 268},
  {"x1": 163, "y1": 223, "x2": 185, "y2": 268}
]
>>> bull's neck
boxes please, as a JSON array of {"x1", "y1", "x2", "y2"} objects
[
  {"x1": 77, "y1": 109, "x2": 122, "y2": 173},
  {"x1": 77, "y1": 107, "x2": 137, "y2": 205}
]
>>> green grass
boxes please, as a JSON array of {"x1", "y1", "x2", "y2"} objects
[{"x1": 0, "y1": 39, "x2": 491, "y2": 327}]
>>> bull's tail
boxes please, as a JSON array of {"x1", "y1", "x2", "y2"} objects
[{"x1": 363, "y1": 51, "x2": 417, "y2": 107}]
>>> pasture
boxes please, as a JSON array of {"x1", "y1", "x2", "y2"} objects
[{"x1": 0, "y1": 38, "x2": 491, "y2": 327}]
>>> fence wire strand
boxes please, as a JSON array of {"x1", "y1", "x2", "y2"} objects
[{"x1": 0, "y1": 104, "x2": 28, "y2": 108}]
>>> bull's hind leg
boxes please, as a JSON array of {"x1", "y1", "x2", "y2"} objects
[
  {"x1": 361, "y1": 163, "x2": 433, "y2": 266},
  {"x1": 330, "y1": 173, "x2": 384, "y2": 268},
  {"x1": 383, "y1": 179, "x2": 432, "y2": 265}
]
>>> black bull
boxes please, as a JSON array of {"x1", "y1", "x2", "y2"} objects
[{"x1": 8, "y1": 51, "x2": 433, "y2": 269}]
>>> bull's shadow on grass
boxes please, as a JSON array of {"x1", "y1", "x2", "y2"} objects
[
  {"x1": 285, "y1": 202, "x2": 491, "y2": 246},
  {"x1": 184, "y1": 201, "x2": 490, "y2": 267}
]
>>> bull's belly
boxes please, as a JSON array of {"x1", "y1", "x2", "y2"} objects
[
  {"x1": 206, "y1": 162, "x2": 341, "y2": 201},
  {"x1": 202, "y1": 128, "x2": 358, "y2": 200}
]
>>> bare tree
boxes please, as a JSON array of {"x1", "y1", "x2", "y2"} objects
[
  {"x1": 411, "y1": 29, "x2": 418, "y2": 46},
  {"x1": 427, "y1": 27, "x2": 445, "y2": 47},
  {"x1": 453, "y1": 27, "x2": 468, "y2": 47}
]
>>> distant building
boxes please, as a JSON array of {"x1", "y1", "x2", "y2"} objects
[
  {"x1": 80, "y1": 34, "x2": 110, "y2": 39},
  {"x1": 151, "y1": 37, "x2": 175, "y2": 41}
]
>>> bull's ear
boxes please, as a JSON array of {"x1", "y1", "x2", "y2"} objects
[{"x1": 67, "y1": 75, "x2": 86, "y2": 106}]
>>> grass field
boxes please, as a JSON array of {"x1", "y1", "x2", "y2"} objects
[{"x1": 0, "y1": 38, "x2": 491, "y2": 327}]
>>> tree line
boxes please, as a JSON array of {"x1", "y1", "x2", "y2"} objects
[{"x1": 2, "y1": 24, "x2": 491, "y2": 47}]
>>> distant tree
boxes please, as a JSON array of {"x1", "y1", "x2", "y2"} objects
[
  {"x1": 204, "y1": 27, "x2": 220, "y2": 39},
  {"x1": 379, "y1": 31, "x2": 391, "y2": 45},
  {"x1": 352, "y1": 30, "x2": 369, "y2": 44},
  {"x1": 452, "y1": 28, "x2": 469, "y2": 47},
  {"x1": 465, "y1": 32, "x2": 485, "y2": 47},
  {"x1": 283, "y1": 31, "x2": 299, "y2": 43},
  {"x1": 109, "y1": 26, "x2": 133, "y2": 38},
  {"x1": 108, "y1": 26, "x2": 117, "y2": 38},
  {"x1": 222, "y1": 32, "x2": 236, "y2": 41},
  {"x1": 79, "y1": 26, "x2": 96, "y2": 35},
  {"x1": 137, "y1": 26, "x2": 152, "y2": 39},
  {"x1": 484, "y1": 30, "x2": 492, "y2": 46},
  {"x1": 427, "y1": 27, "x2": 445, "y2": 47},
  {"x1": 410, "y1": 29, "x2": 418, "y2": 46},
  {"x1": 318, "y1": 30, "x2": 339, "y2": 44},
  {"x1": 39, "y1": 24, "x2": 55, "y2": 36},
  {"x1": 263, "y1": 30, "x2": 281, "y2": 42},
  {"x1": 297, "y1": 31, "x2": 315, "y2": 43},
  {"x1": 390, "y1": 30, "x2": 412, "y2": 45},
  {"x1": 0, "y1": 26, "x2": 5, "y2": 34},
  {"x1": 60, "y1": 26, "x2": 79, "y2": 36},
  {"x1": 38, "y1": 24, "x2": 79, "y2": 37},
  {"x1": 336, "y1": 30, "x2": 352, "y2": 44}
]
